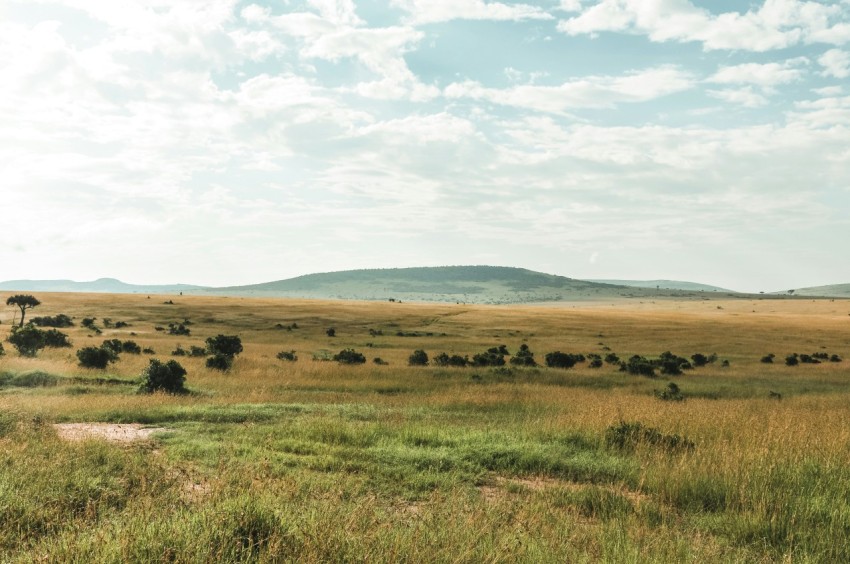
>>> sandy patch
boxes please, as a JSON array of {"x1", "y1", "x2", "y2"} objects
[{"x1": 54, "y1": 423, "x2": 166, "y2": 443}]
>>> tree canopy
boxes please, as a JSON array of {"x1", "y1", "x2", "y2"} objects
[{"x1": 6, "y1": 295, "x2": 41, "y2": 327}]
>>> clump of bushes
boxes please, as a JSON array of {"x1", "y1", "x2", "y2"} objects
[
  {"x1": 545, "y1": 351, "x2": 584, "y2": 369},
  {"x1": 31, "y1": 314, "x2": 73, "y2": 328},
  {"x1": 7, "y1": 325, "x2": 46, "y2": 357},
  {"x1": 408, "y1": 350, "x2": 429, "y2": 366},
  {"x1": 76, "y1": 346, "x2": 118, "y2": 369},
  {"x1": 102, "y1": 339, "x2": 123, "y2": 355},
  {"x1": 205, "y1": 335, "x2": 243, "y2": 371},
  {"x1": 42, "y1": 329, "x2": 72, "y2": 348},
  {"x1": 509, "y1": 344, "x2": 536, "y2": 366},
  {"x1": 333, "y1": 348, "x2": 366, "y2": 364},
  {"x1": 168, "y1": 323, "x2": 190, "y2": 336},
  {"x1": 656, "y1": 382, "x2": 685, "y2": 401},
  {"x1": 121, "y1": 341, "x2": 142, "y2": 354},
  {"x1": 605, "y1": 421, "x2": 694, "y2": 452},
  {"x1": 658, "y1": 351, "x2": 692, "y2": 376},
  {"x1": 276, "y1": 350, "x2": 297, "y2": 361},
  {"x1": 785, "y1": 354, "x2": 799, "y2": 366},
  {"x1": 604, "y1": 353, "x2": 620, "y2": 364},
  {"x1": 172, "y1": 346, "x2": 187, "y2": 357},
  {"x1": 143, "y1": 347, "x2": 156, "y2": 355},
  {"x1": 472, "y1": 347, "x2": 508, "y2": 367},
  {"x1": 621, "y1": 355, "x2": 656, "y2": 377},
  {"x1": 761, "y1": 353, "x2": 775, "y2": 363},
  {"x1": 139, "y1": 359, "x2": 187, "y2": 394},
  {"x1": 189, "y1": 346, "x2": 208, "y2": 357},
  {"x1": 434, "y1": 353, "x2": 469, "y2": 367}
]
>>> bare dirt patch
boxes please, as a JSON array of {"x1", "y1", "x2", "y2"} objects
[{"x1": 54, "y1": 423, "x2": 167, "y2": 443}]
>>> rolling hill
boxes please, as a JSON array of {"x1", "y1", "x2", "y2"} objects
[
  {"x1": 0, "y1": 278, "x2": 204, "y2": 295},
  {"x1": 589, "y1": 279, "x2": 733, "y2": 292},
  {"x1": 780, "y1": 284, "x2": 850, "y2": 298}
]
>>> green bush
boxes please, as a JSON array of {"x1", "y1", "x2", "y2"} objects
[
  {"x1": 8, "y1": 325, "x2": 46, "y2": 357},
  {"x1": 206, "y1": 335, "x2": 243, "y2": 358},
  {"x1": 621, "y1": 355, "x2": 656, "y2": 377},
  {"x1": 42, "y1": 329, "x2": 72, "y2": 348},
  {"x1": 408, "y1": 349, "x2": 429, "y2": 366},
  {"x1": 276, "y1": 350, "x2": 297, "y2": 361},
  {"x1": 206, "y1": 354, "x2": 234, "y2": 371},
  {"x1": 121, "y1": 341, "x2": 142, "y2": 354},
  {"x1": 656, "y1": 382, "x2": 685, "y2": 401},
  {"x1": 0, "y1": 342, "x2": 4, "y2": 356},
  {"x1": 333, "y1": 348, "x2": 366, "y2": 364},
  {"x1": 31, "y1": 314, "x2": 73, "y2": 327},
  {"x1": 785, "y1": 354, "x2": 799, "y2": 366},
  {"x1": 761, "y1": 354, "x2": 775, "y2": 363},
  {"x1": 509, "y1": 344, "x2": 536, "y2": 366},
  {"x1": 76, "y1": 346, "x2": 118, "y2": 369},
  {"x1": 102, "y1": 339, "x2": 123, "y2": 354},
  {"x1": 433, "y1": 352, "x2": 469, "y2": 367},
  {"x1": 189, "y1": 346, "x2": 208, "y2": 357},
  {"x1": 545, "y1": 351, "x2": 582, "y2": 369},
  {"x1": 139, "y1": 358, "x2": 187, "y2": 394}
]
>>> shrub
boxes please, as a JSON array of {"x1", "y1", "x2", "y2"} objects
[
  {"x1": 604, "y1": 353, "x2": 620, "y2": 364},
  {"x1": 690, "y1": 353, "x2": 709, "y2": 367},
  {"x1": 433, "y1": 352, "x2": 468, "y2": 367},
  {"x1": 545, "y1": 351, "x2": 582, "y2": 369},
  {"x1": 605, "y1": 421, "x2": 694, "y2": 452},
  {"x1": 830, "y1": 354, "x2": 843, "y2": 362},
  {"x1": 139, "y1": 359, "x2": 187, "y2": 394},
  {"x1": 276, "y1": 350, "x2": 297, "y2": 361},
  {"x1": 142, "y1": 347, "x2": 156, "y2": 355},
  {"x1": 472, "y1": 349, "x2": 506, "y2": 367},
  {"x1": 589, "y1": 357, "x2": 603, "y2": 369},
  {"x1": 114, "y1": 321, "x2": 129, "y2": 328},
  {"x1": 42, "y1": 329, "x2": 72, "y2": 348},
  {"x1": 621, "y1": 355, "x2": 656, "y2": 377},
  {"x1": 0, "y1": 342, "x2": 4, "y2": 356},
  {"x1": 81, "y1": 318, "x2": 97, "y2": 329},
  {"x1": 76, "y1": 346, "x2": 118, "y2": 369},
  {"x1": 121, "y1": 341, "x2": 142, "y2": 354},
  {"x1": 206, "y1": 354, "x2": 233, "y2": 371},
  {"x1": 172, "y1": 346, "x2": 187, "y2": 356},
  {"x1": 326, "y1": 328, "x2": 336, "y2": 337},
  {"x1": 8, "y1": 325, "x2": 46, "y2": 357},
  {"x1": 31, "y1": 314, "x2": 73, "y2": 328},
  {"x1": 100, "y1": 339, "x2": 122, "y2": 354},
  {"x1": 168, "y1": 323, "x2": 190, "y2": 336},
  {"x1": 510, "y1": 344, "x2": 537, "y2": 366},
  {"x1": 333, "y1": 348, "x2": 366, "y2": 364},
  {"x1": 760, "y1": 354, "x2": 775, "y2": 363},
  {"x1": 206, "y1": 335, "x2": 243, "y2": 358},
  {"x1": 408, "y1": 349, "x2": 429, "y2": 366},
  {"x1": 785, "y1": 354, "x2": 799, "y2": 366},
  {"x1": 660, "y1": 351, "x2": 691, "y2": 375},
  {"x1": 373, "y1": 357, "x2": 388, "y2": 365},
  {"x1": 189, "y1": 346, "x2": 208, "y2": 357},
  {"x1": 656, "y1": 382, "x2": 685, "y2": 401}
]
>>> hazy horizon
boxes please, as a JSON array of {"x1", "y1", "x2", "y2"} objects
[{"x1": 3, "y1": 1, "x2": 849, "y2": 294}]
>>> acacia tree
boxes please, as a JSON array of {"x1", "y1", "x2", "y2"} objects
[{"x1": 6, "y1": 295, "x2": 41, "y2": 327}]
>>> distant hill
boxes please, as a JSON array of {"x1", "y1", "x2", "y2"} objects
[
  {"x1": 779, "y1": 284, "x2": 850, "y2": 298},
  {"x1": 0, "y1": 278, "x2": 204, "y2": 294},
  {"x1": 589, "y1": 279, "x2": 734, "y2": 293},
  {"x1": 195, "y1": 266, "x2": 699, "y2": 303}
]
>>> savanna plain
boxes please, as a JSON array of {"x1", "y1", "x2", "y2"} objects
[{"x1": 2, "y1": 292, "x2": 850, "y2": 562}]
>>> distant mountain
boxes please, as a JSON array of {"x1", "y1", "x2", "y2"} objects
[
  {"x1": 779, "y1": 284, "x2": 850, "y2": 298},
  {"x1": 195, "y1": 266, "x2": 697, "y2": 303},
  {"x1": 589, "y1": 279, "x2": 735, "y2": 293},
  {"x1": 0, "y1": 278, "x2": 204, "y2": 294}
]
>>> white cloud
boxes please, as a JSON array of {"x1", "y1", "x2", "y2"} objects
[
  {"x1": 707, "y1": 87, "x2": 770, "y2": 108},
  {"x1": 558, "y1": 0, "x2": 850, "y2": 51},
  {"x1": 819, "y1": 48, "x2": 850, "y2": 78},
  {"x1": 445, "y1": 66, "x2": 695, "y2": 113},
  {"x1": 707, "y1": 60, "x2": 807, "y2": 88},
  {"x1": 392, "y1": 0, "x2": 553, "y2": 24}
]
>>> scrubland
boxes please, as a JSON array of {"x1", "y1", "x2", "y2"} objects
[{"x1": 2, "y1": 293, "x2": 850, "y2": 562}]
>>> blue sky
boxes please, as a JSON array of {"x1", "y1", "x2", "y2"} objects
[{"x1": 1, "y1": 0, "x2": 849, "y2": 292}]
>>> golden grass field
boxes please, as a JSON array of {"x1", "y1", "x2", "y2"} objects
[{"x1": 1, "y1": 292, "x2": 850, "y2": 562}]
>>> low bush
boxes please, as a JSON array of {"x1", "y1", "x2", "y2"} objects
[
  {"x1": 76, "y1": 346, "x2": 118, "y2": 369},
  {"x1": 102, "y1": 339, "x2": 123, "y2": 354},
  {"x1": 168, "y1": 323, "x2": 190, "y2": 336},
  {"x1": 333, "y1": 348, "x2": 366, "y2": 364},
  {"x1": 206, "y1": 354, "x2": 234, "y2": 371},
  {"x1": 172, "y1": 346, "x2": 187, "y2": 356},
  {"x1": 139, "y1": 359, "x2": 187, "y2": 394},
  {"x1": 142, "y1": 347, "x2": 156, "y2": 355},
  {"x1": 121, "y1": 341, "x2": 142, "y2": 354},
  {"x1": 206, "y1": 335, "x2": 243, "y2": 358},
  {"x1": 189, "y1": 346, "x2": 208, "y2": 357},
  {"x1": 433, "y1": 352, "x2": 468, "y2": 367},
  {"x1": 545, "y1": 351, "x2": 583, "y2": 369},
  {"x1": 42, "y1": 329, "x2": 72, "y2": 348},
  {"x1": 373, "y1": 357, "x2": 388, "y2": 365},
  {"x1": 31, "y1": 314, "x2": 73, "y2": 328},
  {"x1": 472, "y1": 349, "x2": 506, "y2": 367},
  {"x1": 509, "y1": 344, "x2": 537, "y2": 366},
  {"x1": 8, "y1": 325, "x2": 46, "y2": 357},
  {"x1": 408, "y1": 349, "x2": 429, "y2": 366},
  {"x1": 605, "y1": 421, "x2": 694, "y2": 452},
  {"x1": 785, "y1": 354, "x2": 799, "y2": 366},
  {"x1": 604, "y1": 352, "x2": 620, "y2": 364},
  {"x1": 621, "y1": 355, "x2": 656, "y2": 377},
  {"x1": 276, "y1": 350, "x2": 297, "y2": 361},
  {"x1": 326, "y1": 328, "x2": 336, "y2": 337},
  {"x1": 656, "y1": 382, "x2": 685, "y2": 401},
  {"x1": 761, "y1": 354, "x2": 775, "y2": 363}
]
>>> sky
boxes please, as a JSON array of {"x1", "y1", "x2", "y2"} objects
[{"x1": 1, "y1": 0, "x2": 849, "y2": 293}]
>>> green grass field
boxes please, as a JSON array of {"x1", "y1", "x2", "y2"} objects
[{"x1": 2, "y1": 293, "x2": 850, "y2": 562}]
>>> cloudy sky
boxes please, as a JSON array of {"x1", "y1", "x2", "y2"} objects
[{"x1": 2, "y1": 0, "x2": 849, "y2": 292}]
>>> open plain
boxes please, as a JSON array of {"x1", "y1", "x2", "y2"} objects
[{"x1": 2, "y1": 292, "x2": 850, "y2": 562}]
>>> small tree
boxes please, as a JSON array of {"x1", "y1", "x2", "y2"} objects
[
  {"x1": 6, "y1": 295, "x2": 40, "y2": 327},
  {"x1": 333, "y1": 348, "x2": 366, "y2": 364},
  {"x1": 408, "y1": 349, "x2": 429, "y2": 366},
  {"x1": 206, "y1": 335, "x2": 243, "y2": 358},
  {"x1": 8, "y1": 325, "x2": 46, "y2": 357},
  {"x1": 139, "y1": 359, "x2": 187, "y2": 394}
]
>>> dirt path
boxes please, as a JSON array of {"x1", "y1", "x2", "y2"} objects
[{"x1": 53, "y1": 423, "x2": 166, "y2": 443}]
